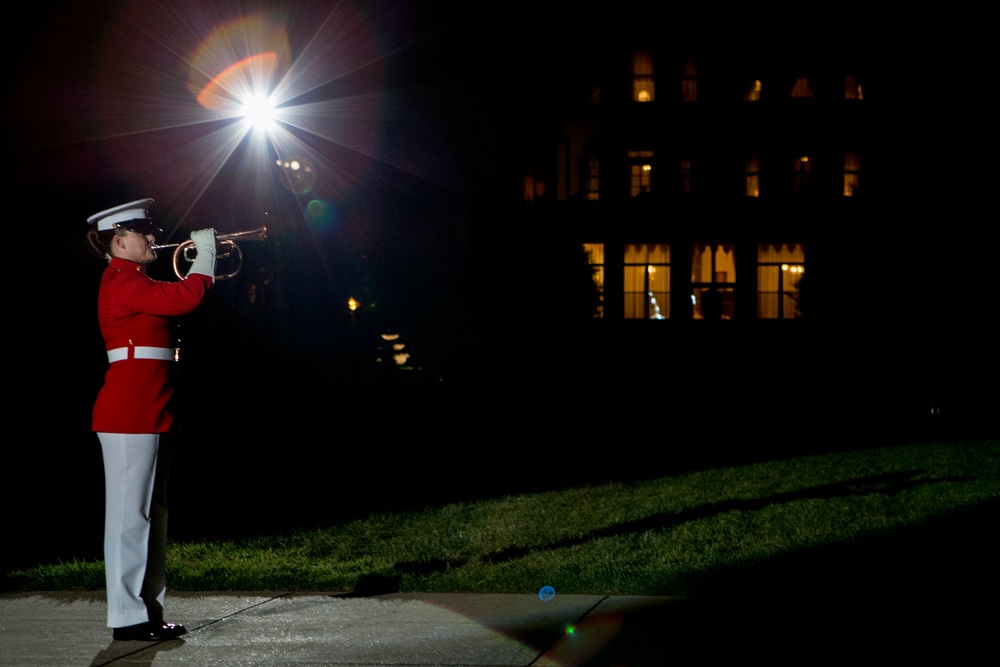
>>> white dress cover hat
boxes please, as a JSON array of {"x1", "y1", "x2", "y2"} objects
[{"x1": 87, "y1": 198, "x2": 156, "y2": 232}]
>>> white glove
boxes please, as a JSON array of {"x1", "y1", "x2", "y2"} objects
[{"x1": 186, "y1": 228, "x2": 217, "y2": 281}]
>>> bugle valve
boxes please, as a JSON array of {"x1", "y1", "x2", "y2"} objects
[{"x1": 152, "y1": 226, "x2": 267, "y2": 281}]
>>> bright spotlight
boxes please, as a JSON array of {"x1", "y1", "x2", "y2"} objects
[{"x1": 241, "y1": 93, "x2": 277, "y2": 132}]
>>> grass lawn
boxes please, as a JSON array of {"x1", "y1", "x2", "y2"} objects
[{"x1": 6, "y1": 439, "x2": 998, "y2": 597}]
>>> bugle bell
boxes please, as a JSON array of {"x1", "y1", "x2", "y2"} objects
[{"x1": 152, "y1": 226, "x2": 267, "y2": 281}]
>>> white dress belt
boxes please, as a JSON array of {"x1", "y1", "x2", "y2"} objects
[{"x1": 107, "y1": 346, "x2": 178, "y2": 363}]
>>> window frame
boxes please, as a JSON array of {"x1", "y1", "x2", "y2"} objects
[
  {"x1": 628, "y1": 150, "x2": 654, "y2": 197},
  {"x1": 624, "y1": 243, "x2": 671, "y2": 320},
  {"x1": 583, "y1": 242, "x2": 605, "y2": 318},
  {"x1": 632, "y1": 50, "x2": 655, "y2": 103},
  {"x1": 691, "y1": 242, "x2": 736, "y2": 320},
  {"x1": 756, "y1": 243, "x2": 806, "y2": 319}
]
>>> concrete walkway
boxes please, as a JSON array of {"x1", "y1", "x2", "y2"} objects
[
  {"x1": 0, "y1": 588, "x2": 986, "y2": 665},
  {"x1": 1, "y1": 591, "x2": 705, "y2": 666}
]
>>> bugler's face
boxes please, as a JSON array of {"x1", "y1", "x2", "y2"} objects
[{"x1": 114, "y1": 229, "x2": 158, "y2": 264}]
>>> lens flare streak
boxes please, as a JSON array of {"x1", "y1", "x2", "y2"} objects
[{"x1": 13, "y1": 0, "x2": 467, "y2": 349}]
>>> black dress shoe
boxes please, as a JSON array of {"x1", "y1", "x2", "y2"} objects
[{"x1": 113, "y1": 621, "x2": 187, "y2": 641}]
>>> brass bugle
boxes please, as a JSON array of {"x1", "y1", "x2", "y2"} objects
[{"x1": 152, "y1": 226, "x2": 267, "y2": 281}]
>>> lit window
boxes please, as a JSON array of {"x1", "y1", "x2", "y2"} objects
[
  {"x1": 628, "y1": 150, "x2": 653, "y2": 197},
  {"x1": 745, "y1": 79, "x2": 762, "y2": 102},
  {"x1": 845, "y1": 75, "x2": 863, "y2": 100},
  {"x1": 745, "y1": 153, "x2": 760, "y2": 197},
  {"x1": 585, "y1": 154, "x2": 600, "y2": 201},
  {"x1": 843, "y1": 150, "x2": 860, "y2": 196},
  {"x1": 524, "y1": 172, "x2": 544, "y2": 202},
  {"x1": 757, "y1": 243, "x2": 805, "y2": 319},
  {"x1": 691, "y1": 243, "x2": 736, "y2": 320},
  {"x1": 682, "y1": 58, "x2": 698, "y2": 102},
  {"x1": 632, "y1": 51, "x2": 654, "y2": 102},
  {"x1": 624, "y1": 243, "x2": 670, "y2": 319},
  {"x1": 791, "y1": 155, "x2": 811, "y2": 194},
  {"x1": 583, "y1": 243, "x2": 605, "y2": 318},
  {"x1": 790, "y1": 77, "x2": 813, "y2": 98}
]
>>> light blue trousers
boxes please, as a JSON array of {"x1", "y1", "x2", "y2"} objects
[{"x1": 98, "y1": 433, "x2": 170, "y2": 628}]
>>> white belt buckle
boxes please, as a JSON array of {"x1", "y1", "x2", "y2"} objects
[{"x1": 107, "y1": 346, "x2": 178, "y2": 363}]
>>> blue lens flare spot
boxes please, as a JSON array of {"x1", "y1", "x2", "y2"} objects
[
  {"x1": 538, "y1": 585, "x2": 555, "y2": 601},
  {"x1": 306, "y1": 199, "x2": 334, "y2": 227}
]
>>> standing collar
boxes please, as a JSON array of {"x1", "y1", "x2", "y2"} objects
[{"x1": 108, "y1": 256, "x2": 148, "y2": 274}]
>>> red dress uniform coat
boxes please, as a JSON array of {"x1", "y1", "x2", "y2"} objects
[{"x1": 92, "y1": 257, "x2": 213, "y2": 434}]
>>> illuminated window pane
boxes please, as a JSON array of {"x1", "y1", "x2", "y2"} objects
[
  {"x1": 691, "y1": 243, "x2": 736, "y2": 283},
  {"x1": 757, "y1": 243, "x2": 805, "y2": 319},
  {"x1": 693, "y1": 286, "x2": 732, "y2": 320},
  {"x1": 633, "y1": 51, "x2": 654, "y2": 102},
  {"x1": 631, "y1": 164, "x2": 652, "y2": 196},
  {"x1": 791, "y1": 155, "x2": 811, "y2": 194},
  {"x1": 628, "y1": 150, "x2": 653, "y2": 197},
  {"x1": 624, "y1": 243, "x2": 670, "y2": 319},
  {"x1": 757, "y1": 243, "x2": 804, "y2": 264},
  {"x1": 583, "y1": 243, "x2": 605, "y2": 318},
  {"x1": 585, "y1": 154, "x2": 600, "y2": 201},
  {"x1": 692, "y1": 243, "x2": 736, "y2": 320},
  {"x1": 524, "y1": 172, "x2": 545, "y2": 202},
  {"x1": 745, "y1": 153, "x2": 760, "y2": 197},
  {"x1": 745, "y1": 79, "x2": 761, "y2": 102},
  {"x1": 843, "y1": 150, "x2": 860, "y2": 196},
  {"x1": 790, "y1": 77, "x2": 813, "y2": 98},
  {"x1": 845, "y1": 75, "x2": 863, "y2": 100}
]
